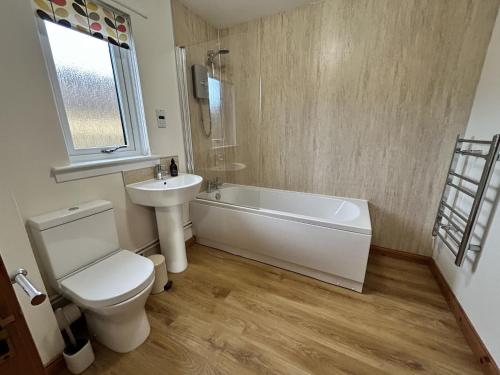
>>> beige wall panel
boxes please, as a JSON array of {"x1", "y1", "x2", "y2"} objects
[
  {"x1": 229, "y1": 0, "x2": 499, "y2": 255},
  {"x1": 173, "y1": 0, "x2": 500, "y2": 255},
  {"x1": 171, "y1": 0, "x2": 218, "y2": 46}
]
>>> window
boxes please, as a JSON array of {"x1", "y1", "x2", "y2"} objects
[{"x1": 36, "y1": 9, "x2": 149, "y2": 163}]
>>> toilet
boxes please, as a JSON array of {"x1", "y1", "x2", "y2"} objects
[{"x1": 28, "y1": 200, "x2": 155, "y2": 353}]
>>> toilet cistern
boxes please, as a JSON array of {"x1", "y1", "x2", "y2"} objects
[{"x1": 126, "y1": 173, "x2": 203, "y2": 273}]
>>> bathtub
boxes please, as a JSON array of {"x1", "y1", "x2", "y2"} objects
[{"x1": 190, "y1": 184, "x2": 372, "y2": 292}]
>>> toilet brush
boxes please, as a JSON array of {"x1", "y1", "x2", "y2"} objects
[
  {"x1": 55, "y1": 307, "x2": 95, "y2": 374},
  {"x1": 55, "y1": 308, "x2": 77, "y2": 349}
]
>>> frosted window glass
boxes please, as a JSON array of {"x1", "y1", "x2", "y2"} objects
[{"x1": 46, "y1": 21, "x2": 126, "y2": 150}]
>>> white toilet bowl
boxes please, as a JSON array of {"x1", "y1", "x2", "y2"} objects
[
  {"x1": 83, "y1": 280, "x2": 154, "y2": 353},
  {"x1": 28, "y1": 201, "x2": 156, "y2": 353},
  {"x1": 59, "y1": 250, "x2": 155, "y2": 353}
]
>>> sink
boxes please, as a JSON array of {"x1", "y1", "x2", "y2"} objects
[
  {"x1": 126, "y1": 174, "x2": 203, "y2": 207},
  {"x1": 126, "y1": 174, "x2": 203, "y2": 273}
]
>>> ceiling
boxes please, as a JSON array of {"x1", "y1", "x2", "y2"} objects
[{"x1": 178, "y1": 0, "x2": 315, "y2": 28}]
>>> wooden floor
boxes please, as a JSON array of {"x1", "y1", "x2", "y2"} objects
[{"x1": 77, "y1": 244, "x2": 481, "y2": 375}]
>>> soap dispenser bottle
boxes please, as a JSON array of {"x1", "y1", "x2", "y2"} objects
[{"x1": 169, "y1": 158, "x2": 178, "y2": 177}]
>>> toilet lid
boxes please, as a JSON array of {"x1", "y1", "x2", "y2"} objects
[{"x1": 60, "y1": 250, "x2": 155, "y2": 308}]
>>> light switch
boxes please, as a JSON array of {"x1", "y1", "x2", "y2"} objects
[{"x1": 156, "y1": 109, "x2": 167, "y2": 128}]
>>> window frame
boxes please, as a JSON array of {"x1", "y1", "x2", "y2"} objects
[{"x1": 36, "y1": 18, "x2": 150, "y2": 163}]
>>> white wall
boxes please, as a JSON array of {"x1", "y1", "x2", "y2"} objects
[
  {"x1": 0, "y1": 0, "x2": 184, "y2": 365},
  {"x1": 433, "y1": 10, "x2": 500, "y2": 364},
  {"x1": 0, "y1": 181, "x2": 65, "y2": 365},
  {"x1": 0, "y1": 0, "x2": 186, "y2": 253}
]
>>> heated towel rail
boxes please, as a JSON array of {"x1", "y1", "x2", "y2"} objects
[{"x1": 432, "y1": 134, "x2": 500, "y2": 267}]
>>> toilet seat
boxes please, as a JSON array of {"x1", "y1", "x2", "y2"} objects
[{"x1": 60, "y1": 250, "x2": 154, "y2": 309}]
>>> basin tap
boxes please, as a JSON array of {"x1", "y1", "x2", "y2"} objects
[{"x1": 154, "y1": 164, "x2": 168, "y2": 180}]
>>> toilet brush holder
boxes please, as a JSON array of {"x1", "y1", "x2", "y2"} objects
[
  {"x1": 148, "y1": 254, "x2": 170, "y2": 294},
  {"x1": 63, "y1": 338, "x2": 95, "y2": 374}
]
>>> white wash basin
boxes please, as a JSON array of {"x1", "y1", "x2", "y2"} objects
[
  {"x1": 126, "y1": 174, "x2": 202, "y2": 274},
  {"x1": 126, "y1": 174, "x2": 203, "y2": 207}
]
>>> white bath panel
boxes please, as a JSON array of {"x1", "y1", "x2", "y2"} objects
[{"x1": 191, "y1": 190, "x2": 371, "y2": 292}]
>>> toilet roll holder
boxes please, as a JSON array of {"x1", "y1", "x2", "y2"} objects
[{"x1": 10, "y1": 268, "x2": 47, "y2": 306}]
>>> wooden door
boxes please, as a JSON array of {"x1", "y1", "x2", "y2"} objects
[{"x1": 0, "y1": 256, "x2": 44, "y2": 374}]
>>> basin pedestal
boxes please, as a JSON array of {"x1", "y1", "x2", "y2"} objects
[
  {"x1": 126, "y1": 174, "x2": 203, "y2": 273},
  {"x1": 155, "y1": 205, "x2": 187, "y2": 273}
]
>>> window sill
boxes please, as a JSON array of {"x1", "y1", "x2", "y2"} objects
[{"x1": 52, "y1": 155, "x2": 161, "y2": 182}]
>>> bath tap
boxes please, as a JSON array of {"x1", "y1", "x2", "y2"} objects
[{"x1": 207, "y1": 177, "x2": 222, "y2": 193}]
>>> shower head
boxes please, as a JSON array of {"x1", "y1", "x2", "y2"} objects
[{"x1": 207, "y1": 49, "x2": 230, "y2": 64}]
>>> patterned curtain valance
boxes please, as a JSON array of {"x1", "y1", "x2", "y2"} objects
[{"x1": 32, "y1": 0, "x2": 131, "y2": 49}]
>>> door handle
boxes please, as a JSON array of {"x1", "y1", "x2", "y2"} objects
[{"x1": 0, "y1": 315, "x2": 15, "y2": 329}]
